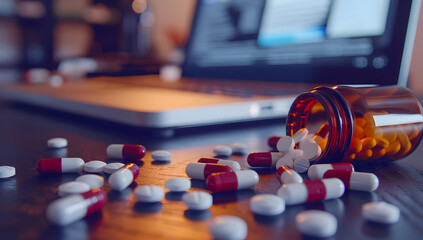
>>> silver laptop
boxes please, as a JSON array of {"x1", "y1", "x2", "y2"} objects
[{"x1": 0, "y1": 0, "x2": 420, "y2": 129}]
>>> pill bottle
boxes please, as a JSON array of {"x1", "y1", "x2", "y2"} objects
[{"x1": 286, "y1": 86, "x2": 423, "y2": 163}]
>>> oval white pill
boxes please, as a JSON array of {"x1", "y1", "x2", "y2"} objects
[
  {"x1": 165, "y1": 177, "x2": 191, "y2": 192},
  {"x1": 0, "y1": 166, "x2": 16, "y2": 178},
  {"x1": 299, "y1": 138, "x2": 321, "y2": 161},
  {"x1": 183, "y1": 191, "x2": 213, "y2": 210},
  {"x1": 134, "y1": 185, "x2": 164, "y2": 202},
  {"x1": 276, "y1": 136, "x2": 295, "y2": 153},
  {"x1": 213, "y1": 145, "x2": 232, "y2": 157},
  {"x1": 250, "y1": 194, "x2": 285, "y2": 216},
  {"x1": 293, "y1": 157, "x2": 310, "y2": 173},
  {"x1": 47, "y1": 137, "x2": 68, "y2": 148},
  {"x1": 58, "y1": 181, "x2": 90, "y2": 197},
  {"x1": 84, "y1": 161, "x2": 106, "y2": 173},
  {"x1": 293, "y1": 128, "x2": 309, "y2": 143},
  {"x1": 151, "y1": 150, "x2": 172, "y2": 161},
  {"x1": 209, "y1": 215, "x2": 247, "y2": 240},
  {"x1": 103, "y1": 162, "x2": 125, "y2": 174},
  {"x1": 275, "y1": 157, "x2": 294, "y2": 169},
  {"x1": 362, "y1": 202, "x2": 400, "y2": 224},
  {"x1": 231, "y1": 143, "x2": 248, "y2": 155},
  {"x1": 296, "y1": 210, "x2": 337, "y2": 238},
  {"x1": 75, "y1": 174, "x2": 104, "y2": 189}
]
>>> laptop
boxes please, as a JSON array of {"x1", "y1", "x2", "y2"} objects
[{"x1": 0, "y1": 0, "x2": 420, "y2": 130}]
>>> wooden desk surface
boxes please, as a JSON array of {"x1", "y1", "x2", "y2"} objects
[{"x1": 0, "y1": 101, "x2": 423, "y2": 240}]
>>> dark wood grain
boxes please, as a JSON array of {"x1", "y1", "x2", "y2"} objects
[{"x1": 1, "y1": 100, "x2": 423, "y2": 240}]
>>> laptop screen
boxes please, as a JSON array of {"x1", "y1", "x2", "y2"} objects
[{"x1": 183, "y1": 0, "x2": 420, "y2": 86}]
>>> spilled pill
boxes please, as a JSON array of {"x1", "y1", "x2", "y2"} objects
[
  {"x1": 296, "y1": 210, "x2": 337, "y2": 238},
  {"x1": 47, "y1": 137, "x2": 68, "y2": 148},
  {"x1": 362, "y1": 202, "x2": 400, "y2": 224},
  {"x1": 84, "y1": 160, "x2": 106, "y2": 173},
  {"x1": 106, "y1": 144, "x2": 146, "y2": 160},
  {"x1": 165, "y1": 177, "x2": 191, "y2": 192},
  {"x1": 209, "y1": 215, "x2": 247, "y2": 240},
  {"x1": 250, "y1": 194, "x2": 285, "y2": 216},
  {"x1": 103, "y1": 162, "x2": 124, "y2": 174},
  {"x1": 76, "y1": 174, "x2": 104, "y2": 189},
  {"x1": 58, "y1": 181, "x2": 90, "y2": 197},
  {"x1": 134, "y1": 185, "x2": 164, "y2": 202},
  {"x1": 183, "y1": 191, "x2": 213, "y2": 210}
]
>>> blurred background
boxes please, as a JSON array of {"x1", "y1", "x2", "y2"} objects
[{"x1": 0, "y1": 0, "x2": 423, "y2": 91}]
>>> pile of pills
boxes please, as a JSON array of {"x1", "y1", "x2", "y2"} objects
[{"x1": 4, "y1": 132, "x2": 400, "y2": 239}]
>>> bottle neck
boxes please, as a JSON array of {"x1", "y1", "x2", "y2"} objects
[{"x1": 286, "y1": 87, "x2": 353, "y2": 163}]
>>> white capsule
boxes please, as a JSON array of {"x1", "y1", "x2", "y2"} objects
[
  {"x1": 250, "y1": 194, "x2": 285, "y2": 216},
  {"x1": 75, "y1": 174, "x2": 104, "y2": 189},
  {"x1": 109, "y1": 164, "x2": 139, "y2": 191},
  {"x1": 284, "y1": 149, "x2": 304, "y2": 159},
  {"x1": 276, "y1": 136, "x2": 295, "y2": 153},
  {"x1": 299, "y1": 138, "x2": 321, "y2": 161},
  {"x1": 231, "y1": 142, "x2": 248, "y2": 155},
  {"x1": 209, "y1": 215, "x2": 248, "y2": 240},
  {"x1": 0, "y1": 166, "x2": 16, "y2": 178},
  {"x1": 103, "y1": 162, "x2": 124, "y2": 174},
  {"x1": 362, "y1": 202, "x2": 400, "y2": 224},
  {"x1": 182, "y1": 191, "x2": 213, "y2": 210},
  {"x1": 275, "y1": 156, "x2": 294, "y2": 169},
  {"x1": 134, "y1": 185, "x2": 164, "y2": 202},
  {"x1": 293, "y1": 128, "x2": 309, "y2": 143},
  {"x1": 165, "y1": 177, "x2": 191, "y2": 192},
  {"x1": 58, "y1": 181, "x2": 90, "y2": 197},
  {"x1": 293, "y1": 157, "x2": 310, "y2": 173},
  {"x1": 296, "y1": 210, "x2": 337, "y2": 238},
  {"x1": 47, "y1": 137, "x2": 68, "y2": 148},
  {"x1": 277, "y1": 178, "x2": 345, "y2": 205},
  {"x1": 213, "y1": 145, "x2": 233, "y2": 157},
  {"x1": 151, "y1": 150, "x2": 171, "y2": 161},
  {"x1": 276, "y1": 166, "x2": 303, "y2": 184},
  {"x1": 84, "y1": 161, "x2": 106, "y2": 173},
  {"x1": 308, "y1": 163, "x2": 354, "y2": 180}
]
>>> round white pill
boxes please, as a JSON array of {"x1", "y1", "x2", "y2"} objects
[
  {"x1": 0, "y1": 166, "x2": 16, "y2": 178},
  {"x1": 151, "y1": 150, "x2": 172, "y2": 161},
  {"x1": 47, "y1": 137, "x2": 68, "y2": 148},
  {"x1": 134, "y1": 185, "x2": 164, "y2": 202},
  {"x1": 183, "y1": 191, "x2": 213, "y2": 210},
  {"x1": 296, "y1": 210, "x2": 337, "y2": 238},
  {"x1": 362, "y1": 202, "x2": 400, "y2": 224},
  {"x1": 84, "y1": 161, "x2": 106, "y2": 173},
  {"x1": 293, "y1": 128, "x2": 309, "y2": 143},
  {"x1": 275, "y1": 157, "x2": 294, "y2": 169},
  {"x1": 103, "y1": 162, "x2": 125, "y2": 174},
  {"x1": 293, "y1": 157, "x2": 310, "y2": 173},
  {"x1": 58, "y1": 181, "x2": 90, "y2": 197},
  {"x1": 299, "y1": 138, "x2": 322, "y2": 161},
  {"x1": 250, "y1": 194, "x2": 285, "y2": 216},
  {"x1": 284, "y1": 149, "x2": 304, "y2": 159},
  {"x1": 75, "y1": 174, "x2": 104, "y2": 189},
  {"x1": 276, "y1": 136, "x2": 295, "y2": 153},
  {"x1": 209, "y1": 215, "x2": 248, "y2": 240},
  {"x1": 213, "y1": 145, "x2": 233, "y2": 157},
  {"x1": 231, "y1": 143, "x2": 248, "y2": 155},
  {"x1": 165, "y1": 177, "x2": 191, "y2": 192}
]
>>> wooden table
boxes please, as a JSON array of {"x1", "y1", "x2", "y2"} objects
[{"x1": 1, "y1": 100, "x2": 422, "y2": 240}]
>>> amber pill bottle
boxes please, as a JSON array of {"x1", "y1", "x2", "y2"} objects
[{"x1": 286, "y1": 86, "x2": 423, "y2": 163}]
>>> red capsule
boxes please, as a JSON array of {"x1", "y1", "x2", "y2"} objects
[
  {"x1": 198, "y1": 157, "x2": 241, "y2": 171},
  {"x1": 36, "y1": 158, "x2": 85, "y2": 173},
  {"x1": 46, "y1": 189, "x2": 107, "y2": 226},
  {"x1": 106, "y1": 144, "x2": 146, "y2": 160},
  {"x1": 247, "y1": 152, "x2": 283, "y2": 167},
  {"x1": 267, "y1": 135, "x2": 281, "y2": 149},
  {"x1": 206, "y1": 170, "x2": 259, "y2": 192},
  {"x1": 109, "y1": 163, "x2": 140, "y2": 191},
  {"x1": 186, "y1": 163, "x2": 233, "y2": 180},
  {"x1": 323, "y1": 170, "x2": 379, "y2": 192}
]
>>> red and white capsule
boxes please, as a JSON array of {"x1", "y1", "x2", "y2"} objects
[
  {"x1": 46, "y1": 189, "x2": 107, "y2": 226},
  {"x1": 109, "y1": 163, "x2": 140, "y2": 191},
  {"x1": 323, "y1": 170, "x2": 379, "y2": 192},
  {"x1": 277, "y1": 178, "x2": 345, "y2": 205},
  {"x1": 36, "y1": 158, "x2": 85, "y2": 173},
  {"x1": 106, "y1": 144, "x2": 146, "y2": 160},
  {"x1": 198, "y1": 157, "x2": 241, "y2": 171},
  {"x1": 276, "y1": 166, "x2": 303, "y2": 184},
  {"x1": 247, "y1": 152, "x2": 283, "y2": 167},
  {"x1": 206, "y1": 170, "x2": 259, "y2": 192},
  {"x1": 308, "y1": 163, "x2": 354, "y2": 180},
  {"x1": 267, "y1": 135, "x2": 281, "y2": 149},
  {"x1": 186, "y1": 163, "x2": 233, "y2": 180}
]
